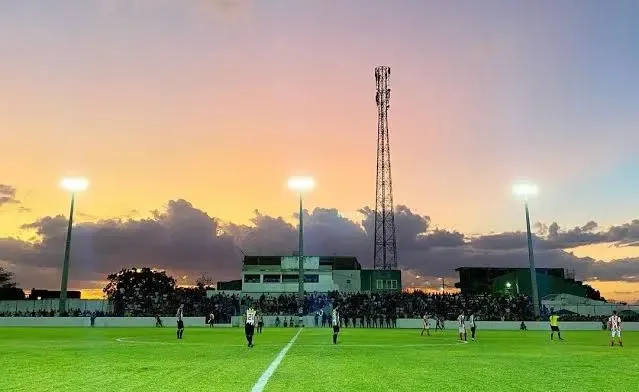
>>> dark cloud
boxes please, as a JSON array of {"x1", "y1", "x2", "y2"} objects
[
  {"x1": 471, "y1": 219, "x2": 639, "y2": 251},
  {"x1": 2, "y1": 200, "x2": 639, "y2": 291},
  {"x1": 0, "y1": 184, "x2": 20, "y2": 207},
  {"x1": 2, "y1": 200, "x2": 238, "y2": 288}
]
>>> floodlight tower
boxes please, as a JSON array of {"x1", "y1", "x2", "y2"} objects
[
  {"x1": 373, "y1": 66, "x2": 398, "y2": 270},
  {"x1": 59, "y1": 177, "x2": 89, "y2": 314},
  {"x1": 288, "y1": 176, "x2": 315, "y2": 322},
  {"x1": 512, "y1": 182, "x2": 541, "y2": 318}
]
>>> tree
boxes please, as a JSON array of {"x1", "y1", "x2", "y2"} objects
[
  {"x1": 104, "y1": 268, "x2": 176, "y2": 316},
  {"x1": 196, "y1": 274, "x2": 215, "y2": 289},
  {"x1": 0, "y1": 267, "x2": 15, "y2": 287},
  {"x1": 0, "y1": 267, "x2": 25, "y2": 300},
  {"x1": 584, "y1": 284, "x2": 606, "y2": 302}
]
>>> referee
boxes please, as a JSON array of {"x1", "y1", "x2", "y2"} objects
[{"x1": 549, "y1": 312, "x2": 563, "y2": 340}]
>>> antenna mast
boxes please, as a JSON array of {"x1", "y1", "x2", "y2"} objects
[{"x1": 373, "y1": 66, "x2": 398, "y2": 270}]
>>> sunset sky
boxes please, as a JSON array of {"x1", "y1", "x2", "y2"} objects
[{"x1": 2, "y1": 0, "x2": 639, "y2": 302}]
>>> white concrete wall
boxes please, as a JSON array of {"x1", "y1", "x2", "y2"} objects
[
  {"x1": 0, "y1": 317, "x2": 233, "y2": 327},
  {"x1": 395, "y1": 319, "x2": 639, "y2": 331},
  {"x1": 332, "y1": 270, "x2": 361, "y2": 293},
  {"x1": 2, "y1": 317, "x2": 638, "y2": 331},
  {"x1": 0, "y1": 299, "x2": 110, "y2": 313},
  {"x1": 233, "y1": 316, "x2": 639, "y2": 330}
]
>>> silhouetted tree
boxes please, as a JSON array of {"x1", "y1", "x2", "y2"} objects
[
  {"x1": 0, "y1": 267, "x2": 25, "y2": 300},
  {"x1": 196, "y1": 274, "x2": 215, "y2": 289},
  {"x1": 104, "y1": 268, "x2": 176, "y2": 316}
]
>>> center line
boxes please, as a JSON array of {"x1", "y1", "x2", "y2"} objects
[{"x1": 250, "y1": 328, "x2": 303, "y2": 392}]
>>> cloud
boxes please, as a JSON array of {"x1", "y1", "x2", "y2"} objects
[
  {"x1": 0, "y1": 184, "x2": 20, "y2": 207},
  {"x1": 2, "y1": 200, "x2": 639, "y2": 293},
  {"x1": 471, "y1": 219, "x2": 639, "y2": 251}
]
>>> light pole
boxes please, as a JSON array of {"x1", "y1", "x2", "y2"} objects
[
  {"x1": 287, "y1": 176, "x2": 315, "y2": 325},
  {"x1": 59, "y1": 177, "x2": 89, "y2": 315},
  {"x1": 512, "y1": 182, "x2": 540, "y2": 318}
]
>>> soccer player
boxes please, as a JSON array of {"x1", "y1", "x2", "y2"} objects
[
  {"x1": 421, "y1": 314, "x2": 430, "y2": 336},
  {"x1": 245, "y1": 306, "x2": 257, "y2": 348},
  {"x1": 208, "y1": 312, "x2": 215, "y2": 328},
  {"x1": 332, "y1": 306, "x2": 340, "y2": 344},
  {"x1": 457, "y1": 311, "x2": 467, "y2": 342},
  {"x1": 257, "y1": 313, "x2": 264, "y2": 334},
  {"x1": 469, "y1": 312, "x2": 477, "y2": 341},
  {"x1": 549, "y1": 312, "x2": 562, "y2": 340},
  {"x1": 608, "y1": 311, "x2": 622, "y2": 347},
  {"x1": 155, "y1": 314, "x2": 163, "y2": 328},
  {"x1": 176, "y1": 304, "x2": 185, "y2": 339}
]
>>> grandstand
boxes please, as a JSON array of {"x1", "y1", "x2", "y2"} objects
[
  {"x1": 455, "y1": 267, "x2": 604, "y2": 300},
  {"x1": 239, "y1": 255, "x2": 402, "y2": 295}
]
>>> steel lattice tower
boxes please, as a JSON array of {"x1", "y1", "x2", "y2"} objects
[{"x1": 373, "y1": 66, "x2": 398, "y2": 270}]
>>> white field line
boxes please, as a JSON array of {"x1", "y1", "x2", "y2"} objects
[{"x1": 250, "y1": 328, "x2": 303, "y2": 392}]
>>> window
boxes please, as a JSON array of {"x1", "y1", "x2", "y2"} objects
[
  {"x1": 243, "y1": 274, "x2": 260, "y2": 283},
  {"x1": 376, "y1": 280, "x2": 383, "y2": 289},
  {"x1": 390, "y1": 280, "x2": 398, "y2": 289},
  {"x1": 263, "y1": 274, "x2": 281, "y2": 283},
  {"x1": 304, "y1": 274, "x2": 319, "y2": 283},
  {"x1": 282, "y1": 274, "x2": 298, "y2": 283},
  {"x1": 346, "y1": 279, "x2": 351, "y2": 284}
]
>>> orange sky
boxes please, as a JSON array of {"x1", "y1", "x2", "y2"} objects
[{"x1": 2, "y1": 1, "x2": 639, "y2": 302}]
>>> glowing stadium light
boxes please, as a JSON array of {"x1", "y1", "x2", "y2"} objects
[
  {"x1": 287, "y1": 176, "x2": 315, "y2": 193},
  {"x1": 506, "y1": 282, "x2": 512, "y2": 288},
  {"x1": 512, "y1": 180, "x2": 541, "y2": 317},
  {"x1": 58, "y1": 176, "x2": 89, "y2": 315},
  {"x1": 60, "y1": 177, "x2": 89, "y2": 193},
  {"x1": 287, "y1": 175, "x2": 316, "y2": 326},
  {"x1": 512, "y1": 182, "x2": 538, "y2": 199}
]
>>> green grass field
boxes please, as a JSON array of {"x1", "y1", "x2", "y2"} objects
[{"x1": 1, "y1": 327, "x2": 637, "y2": 391}]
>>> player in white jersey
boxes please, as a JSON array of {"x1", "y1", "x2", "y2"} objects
[
  {"x1": 468, "y1": 312, "x2": 477, "y2": 341},
  {"x1": 421, "y1": 314, "x2": 430, "y2": 336},
  {"x1": 457, "y1": 312, "x2": 467, "y2": 342},
  {"x1": 176, "y1": 304, "x2": 185, "y2": 339},
  {"x1": 245, "y1": 306, "x2": 257, "y2": 348},
  {"x1": 332, "y1": 306, "x2": 340, "y2": 344},
  {"x1": 608, "y1": 310, "x2": 623, "y2": 347}
]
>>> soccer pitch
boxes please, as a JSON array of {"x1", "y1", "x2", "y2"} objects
[{"x1": 1, "y1": 327, "x2": 637, "y2": 391}]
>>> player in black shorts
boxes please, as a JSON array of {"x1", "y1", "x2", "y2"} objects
[
  {"x1": 176, "y1": 304, "x2": 185, "y2": 339},
  {"x1": 245, "y1": 306, "x2": 257, "y2": 348},
  {"x1": 257, "y1": 313, "x2": 264, "y2": 334}
]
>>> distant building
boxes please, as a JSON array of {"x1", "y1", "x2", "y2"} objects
[
  {"x1": 455, "y1": 267, "x2": 603, "y2": 300},
  {"x1": 239, "y1": 255, "x2": 401, "y2": 294},
  {"x1": 27, "y1": 289, "x2": 81, "y2": 300},
  {"x1": 216, "y1": 280, "x2": 242, "y2": 291}
]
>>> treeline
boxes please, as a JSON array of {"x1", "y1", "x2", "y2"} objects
[{"x1": 104, "y1": 268, "x2": 239, "y2": 320}]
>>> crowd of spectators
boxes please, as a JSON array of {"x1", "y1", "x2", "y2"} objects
[
  {"x1": 0, "y1": 309, "x2": 112, "y2": 317},
  {"x1": 240, "y1": 293, "x2": 331, "y2": 316},
  {"x1": 327, "y1": 291, "x2": 535, "y2": 322},
  {"x1": 2, "y1": 291, "x2": 637, "y2": 322}
]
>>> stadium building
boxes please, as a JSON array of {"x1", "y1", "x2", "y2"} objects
[
  {"x1": 455, "y1": 267, "x2": 604, "y2": 300},
  {"x1": 237, "y1": 255, "x2": 401, "y2": 294}
]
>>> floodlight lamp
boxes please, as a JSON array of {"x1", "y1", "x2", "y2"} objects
[
  {"x1": 506, "y1": 282, "x2": 512, "y2": 288},
  {"x1": 512, "y1": 182, "x2": 538, "y2": 198},
  {"x1": 287, "y1": 176, "x2": 315, "y2": 193},
  {"x1": 60, "y1": 177, "x2": 89, "y2": 193}
]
